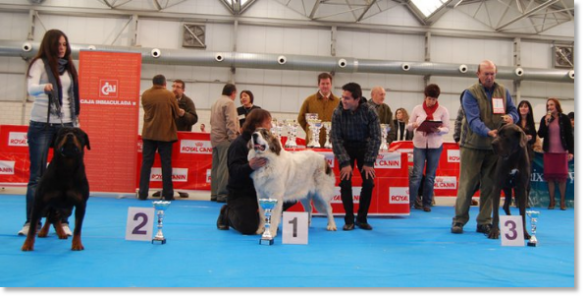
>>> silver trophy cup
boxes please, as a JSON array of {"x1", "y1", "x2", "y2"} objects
[
  {"x1": 380, "y1": 124, "x2": 389, "y2": 152},
  {"x1": 285, "y1": 119, "x2": 298, "y2": 148},
  {"x1": 152, "y1": 200, "x2": 171, "y2": 244},
  {"x1": 312, "y1": 121, "x2": 323, "y2": 148},
  {"x1": 323, "y1": 121, "x2": 332, "y2": 149},
  {"x1": 259, "y1": 198, "x2": 278, "y2": 245},
  {"x1": 305, "y1": 113, "x2": 319, "y2": 148},
  {"x1": 526, "y1": 210, "x2": 540, "y2": 247}
]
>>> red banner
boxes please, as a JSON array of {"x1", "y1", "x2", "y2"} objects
[{"x1": 78, "y1": 51, "x2": 141, "y2": 193}]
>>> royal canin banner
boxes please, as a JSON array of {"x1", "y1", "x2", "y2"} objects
[{"x1": 78, "y1": 51, "x2": 141, "y2": 193}]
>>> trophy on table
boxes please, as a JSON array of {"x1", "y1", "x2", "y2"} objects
[
  {"x1": 526, "y1": 210, "x2": 540, "y2": 247},
  {"x1": 259, "y1": 198, "x2": 278, "y2": 245},
  {"x1": 275, "y1": 119, "x2": 284, "y2": 141},
  {"x1": 312, "y1": 121, "x2": 323, "y2": 148},
  {"x1": 285, "y1": 119, "x2": 299, "y2": 148},
  {"x1": 305, "y1": 113, "x2": 319, "y2": 148},
  {"x1": 322, "y1": 121, "x2": 332, "y2": 149},
  {"x1": 152, "y1": 200, "x2": 171, "y2": 244},
  {"x1": 379, "y1": 124, "x2": 390, "y2": 152}
]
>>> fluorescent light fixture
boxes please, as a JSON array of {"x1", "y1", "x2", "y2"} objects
[{"x1": 411, "y1": 0, "x2": 448, "y2": 17}]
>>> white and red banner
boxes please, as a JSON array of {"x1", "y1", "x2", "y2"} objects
[{"x1": 78, "y1": 51, "x2": 142, "y2": 193}]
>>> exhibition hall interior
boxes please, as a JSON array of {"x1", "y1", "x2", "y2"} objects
[{"x1": 0, "y1": 0, "x2": 576, "y2": 288}]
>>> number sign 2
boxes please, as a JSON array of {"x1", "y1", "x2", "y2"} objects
[
  {"x1": 282, "y1": 212, "x2": 308, "y2": 245},
  {"x1": 126, "y1": 207, "x2": 155, "y2": 241},
  {"x1": 500, "y1": 215, "x2": 525, "y2": 247}
]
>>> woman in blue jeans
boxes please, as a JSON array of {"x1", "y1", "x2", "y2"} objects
[
  {"x1": 406, "y1": 84, "x2": 450, "y2": 212},
  {"x1": 18, "y1": 29, "x2": 80, "y2": 236}
]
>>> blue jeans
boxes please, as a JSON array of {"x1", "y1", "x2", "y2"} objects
[
  {"x1": 25, "y1": 121, "x2": 73, "y2": 224},
  {"x1": 409, "y1": 145, "x2": 443, "y2": 208}
]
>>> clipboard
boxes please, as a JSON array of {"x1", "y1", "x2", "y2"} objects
[{"x1": 417, "y1": 120, "x2": 442, "y2": 133}]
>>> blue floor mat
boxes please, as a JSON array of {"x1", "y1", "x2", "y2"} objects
[{"x1": 0, "y1": 194, "x2": 574, "y2": 287}]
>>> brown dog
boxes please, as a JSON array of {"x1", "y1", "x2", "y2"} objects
[
  {"x1": 488, "y1": 124, "x2": 531, "y2": 240},
  {"x1": 22, "y1": 127, "x2": 90, "y2": 251}
]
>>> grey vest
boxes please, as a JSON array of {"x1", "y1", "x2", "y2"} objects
[{"x1": 461, "y1": 82, "x2": 507, "y2": 150}]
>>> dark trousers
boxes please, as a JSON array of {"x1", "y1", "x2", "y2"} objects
[
  {"x1": 339, "y1": 146, "x2": 374, "y2": 225},
  {"x1": 139, "y1": 139, "x2": 174, "y2": 200},
  {"x1": 225, "y1": 198, "x2": 260, "y2": 235},
  {"x1": 25, "y1": 121, "x2": 74, "y2": 225}
]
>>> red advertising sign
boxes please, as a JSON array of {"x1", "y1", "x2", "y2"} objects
[{"x1": 78, "y1": 51, "x2": 141, "y2": 193}]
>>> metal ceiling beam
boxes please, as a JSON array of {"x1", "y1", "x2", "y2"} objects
[
  {"x1": 496, "y1": 0, "x2": 559, "y2": 31},
  {"x1": 0, "y1": 2, "x2": 573, "y2": 43},
  {"x1": 309, "y1": 0, "x2": 322, "y2": 19},
  {"x1": 356, "y1": 0, "x2": 377, "y2": 22}
]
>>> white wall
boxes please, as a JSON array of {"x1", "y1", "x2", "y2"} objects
[{"x1": 0, "y1": 2, "x2": 575, "y2": 136}]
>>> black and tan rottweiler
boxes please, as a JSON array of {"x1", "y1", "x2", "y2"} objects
[
  {"x1": 22, "y1": 127, "x2": 90, "y2": 251},
  {"x1": 487, "y1": 124, "x2": 531, "y2": 240}
]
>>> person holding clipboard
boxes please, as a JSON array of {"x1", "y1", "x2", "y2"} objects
[{"x1": 406, "y1": 84, "x2": 450, "y2": 212}]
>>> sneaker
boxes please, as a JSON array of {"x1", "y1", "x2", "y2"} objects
[
  {"x1": 476, "y1": 223, "x2": 493, "y2": 234},
  {"x1": 18, "y1": 222, "x2": 41, "y2": 236},
  {"x1": 62, "y1": 223, "x2": 72, "y2": 236},
  {"x1": 451, "y1": 222, "x2": 463, "y2": 234}
]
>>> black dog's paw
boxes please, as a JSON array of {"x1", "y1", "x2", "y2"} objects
[{"x1": 487, "y1": 228, "x2": 500, "y2": 239}]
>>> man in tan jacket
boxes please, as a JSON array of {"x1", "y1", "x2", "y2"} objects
[
  {"x1": 210, "y1": 83, "x2": 240, "y2": 202},
  {"x1": 138, "y1": 74, "x2": 184, "y2": 201},
  {"x1": 297, "y1": 73, "x2": 339, "y2": 147}
]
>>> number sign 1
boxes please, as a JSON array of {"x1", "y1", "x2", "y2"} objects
[
  {"x1": 500, "y1": 215, "x2": 525, "y2": 247},
  {"x1": 282, "y1": 212, "x2": 309, "y2": 245},
  {"x1": 126, "y1": 207, "x2": 155, "y2": 241}
]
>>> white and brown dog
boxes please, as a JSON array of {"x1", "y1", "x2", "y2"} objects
[{"x1": 248, "y1": 128, "x2": 337, "y2": 237}]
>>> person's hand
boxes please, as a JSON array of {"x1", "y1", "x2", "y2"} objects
[
  {"x1": 178, "y1": 108, "x2": 185, "y2": 117},
  {"x1": 362, "y1": 165, "x2": 375, "y2": 180},
  {"x1": 487, "y1": 129, "x2": 497, "y2": 138},
  {"x1": 526, "y1": 135, "x2": 533, "y2": 141},
  {"x1": 249, "y1": 157, "x2": 267, "y2": 170},
  {"x1": 340, "y1": 166, "x2": 352, "y2": 181},
  {"x1": 44, "y1": 84, "x2": 53, "y2": 93},
  {"x1": 545, "y1": 113, "x2": 553, "y2": 126},
  {"x1": 501, "y1": 115, "x2": 514, "y2": 124},
  {"x1": 568, "y1": 153, "x2": 574, "y2": 161},
  {"x1": 411, "y1": 122, "x2": 419, "y2": 129}
]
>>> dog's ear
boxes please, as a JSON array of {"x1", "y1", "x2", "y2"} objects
[
  {"x1": 269, "y1": 134, "x2": 281, "y2": 156},
  {"x1": 517, "y1": 129, "x2": 527, "y2": 149},
  {"x1": 83, "y1": 131, "x2": 91, "y2": 150}
]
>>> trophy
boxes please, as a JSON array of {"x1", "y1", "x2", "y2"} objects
[
  {"x1": 379, "y1": 124, "x2": 390, "y2": 152},
  {"x1": 259, "y1": 198, "x2": 278, "y2": 245},
  {"x1": 152, "y1": 200, "x2": 171, "y2": 244},
  {"x1": 312, "y1": 121, "x2": 323, "y2": 148},
  {"x1": 305, "y1": 113, "x2": 319, "y2": 148},
  {"x1": 323, "y1": 121, "x2": 332, "y2": 149},
  {"x1": 285, "y1": 119, "x2": 298, "y2": 148},
  {"x1": 526, "y1": 210, "x2": 540, "y2": 247}
]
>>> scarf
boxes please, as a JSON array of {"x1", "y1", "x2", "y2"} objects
[
  {"x1": 42, "y1": 58, "x2": 80, "y2": 120},
  {"x1": 422, "y1": 100, "x2": 439, "y2": 120}
]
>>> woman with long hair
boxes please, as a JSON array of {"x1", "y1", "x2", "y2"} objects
[
  {"x1": 216, "y1": 109, "x2": 272, "y2": 234},
  {"x1": 537, "y1": 98, "x2": 574, "y2": 210},
  {"x1": 18, "y1": 29, "x2": 80, "y2": 236},
  {"x1": 390, "y1": 107, "x2": 413, "y2": 142},
  {"x1": 502, "y1": 100, "x2": 537, "y2": 213}
]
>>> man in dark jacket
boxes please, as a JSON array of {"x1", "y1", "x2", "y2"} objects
[{"x1": 153, "y1": 79, "x2": 198, "y2": 198}]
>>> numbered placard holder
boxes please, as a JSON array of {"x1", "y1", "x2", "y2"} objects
[
  {"x1": 125, "y1": 207, "x2": 155, "y2": 241},
  {"x1": 282, "y1": 212, "x2": 309, "y2": 245},
  {"x1": 500, "y1": 215, "x2": 525, "y2": 247}
]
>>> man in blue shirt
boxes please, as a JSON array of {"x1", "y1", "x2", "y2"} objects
[{"x1": 451, "y1": 60, "x2": 518, "y2": 234}]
